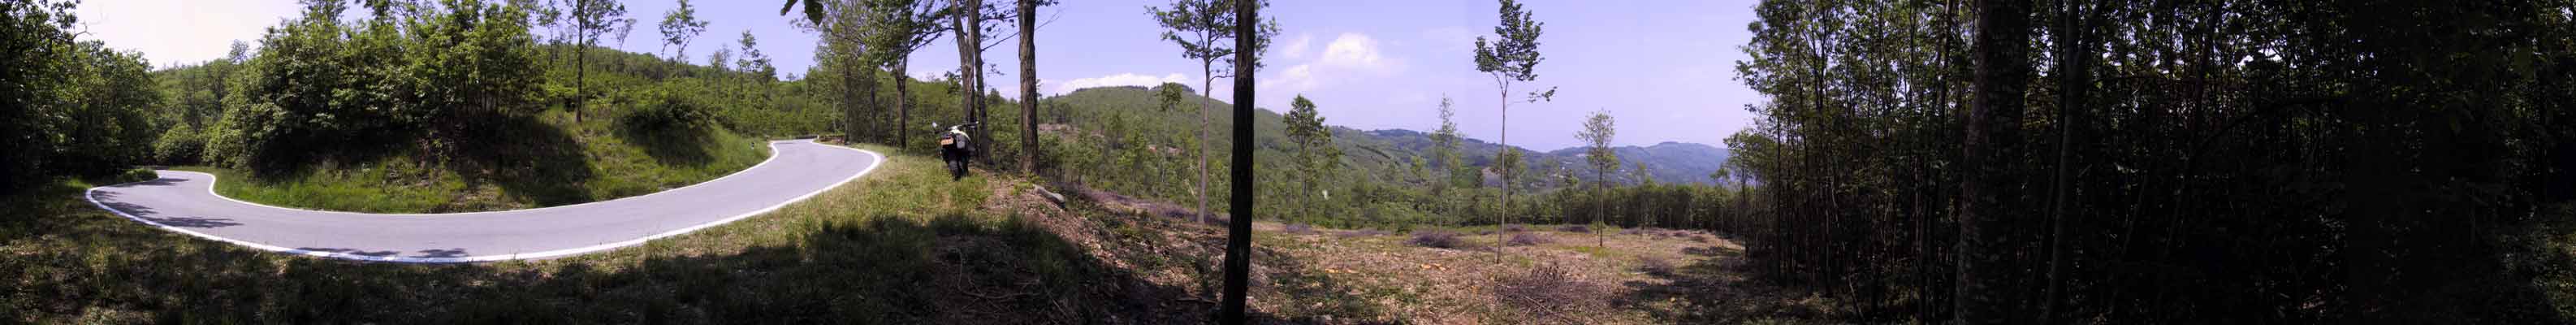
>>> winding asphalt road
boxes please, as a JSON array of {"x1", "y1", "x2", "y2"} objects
[{"x1": 82, "y1": 139, "x2": 883, "y2": 263}]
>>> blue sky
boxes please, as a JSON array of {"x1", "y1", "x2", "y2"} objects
[{"x1": 78, "y1": 0, "x2": 1761, "y2": 151}]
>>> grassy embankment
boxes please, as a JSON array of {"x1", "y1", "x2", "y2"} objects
[
  {"x1": 167, "y1": 110, "x2": 767, "y2": 213},
  {"x1": 7, "y1": 141, "x2": 1844, "y2": 323},
  {"x1": 3, "y1": 142, "x2": 1099, "y2": 323}
]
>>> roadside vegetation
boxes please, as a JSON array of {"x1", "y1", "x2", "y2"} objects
[
  {"x1": 5, "y1": 0, "x2": 2571, "y2": 323},
  {"x1": 166, "y1": 113, "x2": 765, "y2": 213}
]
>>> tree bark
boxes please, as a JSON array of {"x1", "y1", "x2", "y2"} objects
[
  {"x1": 1958, "y1": 0, "x2": 2032, "y2": 323},
  {"x1": 1218, "y1": 2, "x2": 1256, "y2": 322},
  {"x1": 1199, "y1": 61, "x2": 1214, "y2": 225},
  {"x1": 896, "y1": 62, "x2": 912, "y2": 150},
  {"x1": 2040, "y1": 0, "x2": 2090, "y2": 322},
  {"x1": 1017, "y1": 0, "x2": 1036, "y2": 173},
  {"x1": 953, "y1": 0, "x2": 980, "y2": 155}
]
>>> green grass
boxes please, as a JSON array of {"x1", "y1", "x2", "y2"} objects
[
  {"x1": 174, "y1": 111, "x2": 769, "y2": 213},
  {"x1": 2, "y1": 142, "x2": 1216, "y2": 323}
]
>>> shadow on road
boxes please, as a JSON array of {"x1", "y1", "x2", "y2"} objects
[
  {"x1": 90, "y1": 190, "x2": 247, "y2": 229},
  {"x1": 2, "y1": 197, "x2": 1216, "y2": 323}
]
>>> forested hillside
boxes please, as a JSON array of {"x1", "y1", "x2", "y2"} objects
[
  {"x1": 1039, "y1": 85, "x2": 1737, "y2": 231},
  {"x1": 1702, "y1": 0, "x2": 2576, "y2": 323}
]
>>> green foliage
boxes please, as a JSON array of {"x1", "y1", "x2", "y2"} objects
[
  {"x1": 1471, "y1": 0, "x2": 1544, "y2": 83},
  {"x1": 47, "y1": 41, "x2": 161, "y2": 177},
  {"x1": 1724, "y1": 0, "x2": 2576, "y2": 323},
  {"x1": 656, "y1": 0, "x2": 706, "y2": 61},
  {"x1": 215, "y1": 2, "x2": 417, "y2": 171},
  {"x1": 152, "y1": 124, "x2": 206, "y2": 165},
  {"x1": 615, "y1": 86, "x2": 717, "y2": 133},
  {"x1": 1431, "y1": 96, "x2": 1472, "y2": 192},
  {"x1": 1282, "y1": 95, "x2": 1343, "y2": 224},
  {"x1": 1576, "y1": 110, "x2": 1617, "y2": 185},
  {"x1": 1148, "y1": 0, "x2": 1282, "y2": 74},
  {"x1": 0, "y1": 1, "x2": 168, "y2": 189},
  {"x1": 401, "y1": 0, "x2": 545, "y2": 117}
]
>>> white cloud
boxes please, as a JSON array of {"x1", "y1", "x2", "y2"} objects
[
  {"x1": 1257, "y1": 32, "x2": 1400, "y2": 101},
  {"x1": 1278, "y1": 33, "x2": 1314, "y2": 60},
  {"x1": 1051, "y1": 72, "x2": 1189, "y2": 94},
  {"x1": 1317, "y1": 32, "x2": 1388, "y2": 70}
]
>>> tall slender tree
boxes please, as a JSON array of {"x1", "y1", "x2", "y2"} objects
[
  {"x1": 1471, "y1": 0, "x2": 1549, "y2": 262},
  {"x1": 2039, "y1": 0, "x2": 2095, "y2": 322},
  {"x1": 568, "y1": 0, "x2": 626, "y2": 123},
  {"x1": 1149, "y1": 0, "x2": 1277, "y2": 224},
  {"x1": 1282, "y1": 95, "x2": 1337, "y2": 226},
  {"x1": 1015, "y1": 0, "x2": 1038, "y2": 173},
  {"x1": 1217, "y1": 0, "x2": 1258, "y2": 319},
  {"x1": 1576, "y1": 110, "x2": 1614, "y2": 247},
  {"x1": 951, "y1": 0, "x2": 991, "y2": 156},
  {"x1": 1430, "y1": 95, "x2": 1464, "y2": 194},
  {"x1": 657, "y1": 0, "x2": 707, "y2": 62},
  {"x1": 813, "y1": 0, "x2": 878, "y2": 142},
  {"x1": 857, "y1": 0, "x2": 953, "y2": 149}
]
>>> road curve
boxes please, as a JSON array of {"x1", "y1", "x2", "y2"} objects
[{"x1": 82, "y1": 139, "x2": 884, "y2": 263}]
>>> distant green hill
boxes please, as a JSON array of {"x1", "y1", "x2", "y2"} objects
[{"x1": 1044, "y1": 86, "x2": 1730, "y2": 190}]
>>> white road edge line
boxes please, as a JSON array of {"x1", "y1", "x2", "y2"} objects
[
  {"x1": 80, "y1": 140, "x2": 888, "y2": 263},
  {"x1": 179, "y1": 139, "x2": 800, "y2": 217}
]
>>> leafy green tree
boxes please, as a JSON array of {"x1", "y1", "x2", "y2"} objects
[
  {"x1": 1150, "y1": 0, "x2": 1278, "y2": 227},
  {"x1": 707, "y1": 44, "x2": 731, "y2": 72},
  {"x1": 1575, "y1": 109, "x2": 1614, "y2": 246},
  {"x1": 214, "y1": 0, "x2": 420, "y2": 171},
  {"x1": 657, "y1": 0, "x2": 707, "y2": 62},
  {"x1": 733, "y1": 31, "x2": 773, "y2": 80},
  {"x1": 568, "y1": 0, "x2": 625, "y2": 123},
  {"x1": 810, "y1": 0, "x2": 878, "y2": 142},
  {"x1": 402, "y1": 0, "x2": 543, "y2": 117},
  {"x1": 49, "y1": 41, "x2": 160, "y2": 177},
  {"x1": 1471, "y1": 0, "x2": 1550, "y2": 242},
  {"x1": 1282, "y1": 94, "x2": 1339, "y2": 225},
  {"x1": 853, "y1": 0, "x2": 952, "y2": 148},
  {"x1": 1429, "y1": 95, "x2": 1469, "y2": 193},
  {"x1": 0, "y1": 0, "x2": 78, "y2": 193}
]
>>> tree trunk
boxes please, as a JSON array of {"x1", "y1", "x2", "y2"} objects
[
  {"x1": 1494, "y1": 80, "x2": 1509, "y2": 263},
  {"x1": 2040, "y1": 1, "x2": 2090, "y2": 322},
  {"x1": 1017, "y1": 0, "x2": 1037, "y2": 173},
  {"x1": 1199, "y1": 63, "x2": 1215, "y2": 225},
  {"x1": 576, "y1": 39, "x2": 587, "y2": 124},
  {"x1": 896, "y1": 63, "x2": 912, "y2": 150},
  {"x1": 1957, "y1": 0, "x2": 2033, "y2": 323},
  {"x1": 953, "y1": 1, "x2": 979, "y2": 156},
  {"x1": 1217, "y1": 1, "x2": 1256, "y2": 320}
]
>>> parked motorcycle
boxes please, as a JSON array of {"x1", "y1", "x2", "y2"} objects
[{"x1": 936, "y1": 121, "x2": 979, "y2": 180}]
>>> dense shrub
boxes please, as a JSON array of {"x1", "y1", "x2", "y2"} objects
[
  {"x1": 152, "y1": 125, "x2": 205, "y2": 165},
  {"x1": 1504, "y1": 232, "x2": 1551, "y2": 246},
  {"x1": 1408, "y1": 229, "x2": 1467, "y2": 249},
  {"x1": 616, "y1": 89, "x2": 717, "y2": 133},
  {"x1": 105, "y1": 167, "x2": 158, "y2": 184},
  {"x1": 197, "y1": 115, "x2": 251, "y2": 168}
]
